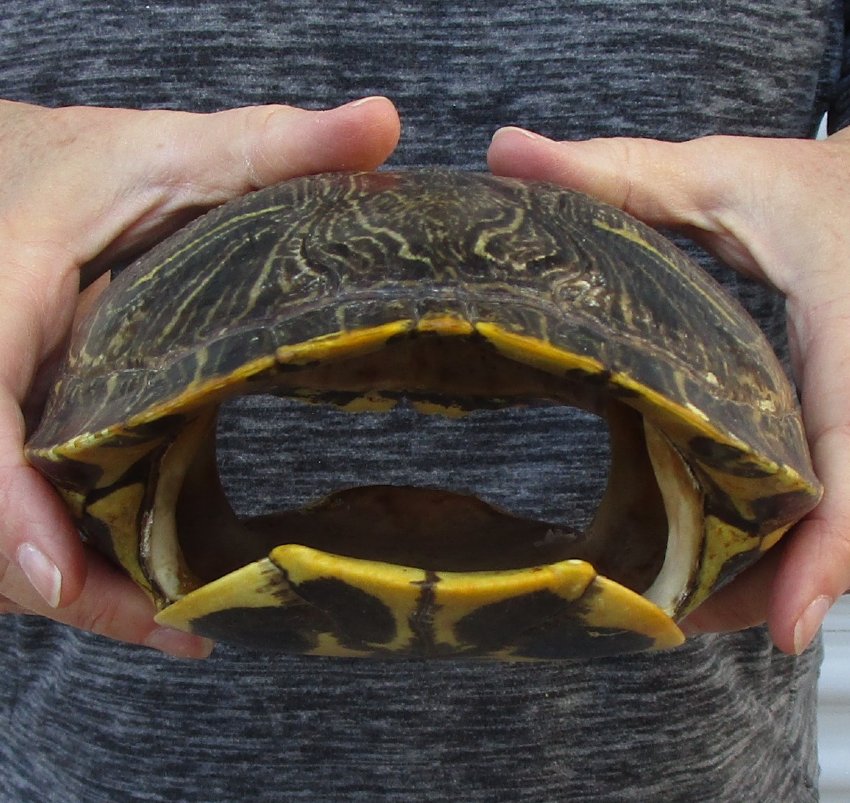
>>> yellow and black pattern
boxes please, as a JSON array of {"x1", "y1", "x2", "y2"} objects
[
  {"x1": 25, "y1": 170, "x2": 822, "y2": 658},
  {"x1": 30, "y1": 171, "x2": 811, "y2": 476},
  {"x1": 156, "y1": 546, "x2": 684, "y2": 659}
]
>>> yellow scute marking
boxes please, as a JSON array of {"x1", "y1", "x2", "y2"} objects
[
  {"x1": 155, "y1": 558, "x2": 302, "y2": 631},
  {"x1": 275, "y1": 320, "x2": 413, "y2": 365},
  {"x1": 271, "y1": 545, "x2": 426, "y2": 649},
  {"x1": 679, "y1": 516, "x2": 761, "y2": 616},
  {"x1": 475, "y1": 321, "x2": 605, "y2": 376},
  {"x1": 430, "y1": 560, "x2": 597, "y2": 650},
  {"x1": 416, "y1": 315, "x2": 475, "y2": 336},
  {"x1": 580, "y1": 576, "x2": 684, "y2": 648},
  {"x1": 760, "y1": 523, "x2": 792, "y2": 553},
  {"x1": 86, "y1": 484, "x2": 152, "y2": 594}
]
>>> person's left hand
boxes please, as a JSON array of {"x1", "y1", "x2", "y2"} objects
[
  {"x1": 488, "y1": 125, "x2": 850, "y2": 655},
  {"x1": 1, "y1": 96, "x2": 400, "y2": 657}
]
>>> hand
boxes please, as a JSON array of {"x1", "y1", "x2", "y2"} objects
[
  {"x1": 488, "y1": 125, "x2": 850, "y2": 655},
  {"x1": 0, "y1": 97, "x2": 400, "y2": 657}
]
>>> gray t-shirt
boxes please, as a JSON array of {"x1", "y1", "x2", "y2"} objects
[{"x1": 1, "y1": 2, "x2": 848, "y2": 801}]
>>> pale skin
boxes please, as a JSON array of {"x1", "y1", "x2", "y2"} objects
[
  {"x1": 488, "y1": 126, "x2": 850, "y2": 655},
  {"x1": 0, "y1": 96, "x2": 846, "y2": 658}
]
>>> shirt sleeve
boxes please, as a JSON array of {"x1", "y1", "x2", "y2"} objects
[{"x1": 828, "y1": 0, "x2": 850, "y2": 132}]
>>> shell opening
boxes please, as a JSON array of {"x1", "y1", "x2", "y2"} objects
[{"x1": 145, "y1": 328, "x2": 704, "y2": 620}]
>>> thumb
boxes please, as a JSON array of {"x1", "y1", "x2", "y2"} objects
[
  {"x1": 0, "y1": 97, "x2": 399, "y2": 622},
  {"x1": 486, "y1": 127, "x2": 720, "y2": 226},
  {"x1": 2, "y1": 97, "x2": 401, "y2": 282},
  {"x1": 486, "y1": 126, "x2": 820, "y2": 293},
  {"x1": 489, "y1": 126, "x2": 850, "y2": 653},
  {"x1": 123, "y1": 96, "x2": 403, "y2": 223}
]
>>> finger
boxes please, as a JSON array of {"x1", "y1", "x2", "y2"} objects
[
  {"x1": 1, "y1": 98, "x2": 400, "y2": 611},
  {"x1": 0, "y1": 547, "x2": 212, "y2": 659},
  {"x1": 768, "y1": 305, "x2": 850, "y2": 653},
  {"x1": 679, "y1": 541, "x2": 783, "y2": 636},
  {"x1": 488, "y1": 127, "x2": 850, "y2": 652},
  {"x1": 487, "y1": 127, "x2": 823, "y2": 292},
  {"x1": 0, "y1": 241, "x2": 93, "y2": 609},
  {"x1": 487, "y1": 127, "x2": 730, "y2": 228},
  {"x1": 92, "y1": 96, "x2": 403, "y2": 265},
  {"x1": 4, "y1": 96, "x2": 401, "y2": 283},
  {"x1": 0, "y1": 382, "x2": 86, "y2": 608},
  {"x1": 769, "y1": 445, "x2": 850, "y2": 654},
  {"x1": 198, "y1": 96, "x2": 402, "y2": 189},
  {"x1": 0, "y1": 97, "x2": 402, "y2": 394}
]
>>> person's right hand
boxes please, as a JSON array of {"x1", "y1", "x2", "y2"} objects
[
  {"x1": 0, "y1": 96, "x2": 400, "y2": 657},
  {"x1": 488, "y1": 125, "x2": 850, "y2": 656}
]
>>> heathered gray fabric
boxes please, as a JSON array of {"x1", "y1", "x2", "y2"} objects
[{"x1": 0, "y1": 2, "x2": 847, "y2": 801}]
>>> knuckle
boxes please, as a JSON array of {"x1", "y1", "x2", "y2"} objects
[
  {"x1": 807, "y1": 510, "x2": 850, "y2": 563},
  {"x1": 606, "y1": 136, "x2": 687, "y2": 222},
  {"x1": 0, "y1": 554, "x2": 16, "y2": 603},
  {"x1": 77, "y1": 594, "x2": 123, "y2": 638},
  {"x1": 240, "y1": 105, "x2": 292, "y2": 190},
  {"x1": 0, "y1": 552, "x2": 11, "y2": 584},
  {"x1": 0, "y1": 598, "x2": 27, "y2": 615},
  {"x1": 603, "y1": 137, "x2": 642, "y2": 212},
  {"x1": 0, "y1": 554, "x2": 44, "y2": 617}
]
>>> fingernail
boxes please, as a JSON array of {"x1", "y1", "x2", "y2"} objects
[
  {"x1": 17, "y1": 543, "x2": 62, "y2": 608},
  {"x1": 340, "y1": 96, "x2": 388, "y2": 109},
  {"x1": 793, "y1": 595, "x2": 832, "y2": 654},
  {"x1": 145, "y1": 627, "x2": 214, "y2": 660},
  {"x1": 492, "y1": 126, "x2": 549, "y2": 142}
]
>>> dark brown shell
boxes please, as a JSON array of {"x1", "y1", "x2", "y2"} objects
[
  {"x1": 31, "y1": 171, "x2": 809, "y2": 478},
  {"x1": 23, "y1": 170, "x2": 821, "y2": 659}
]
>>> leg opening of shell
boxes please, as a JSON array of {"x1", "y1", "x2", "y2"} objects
[{"x1": 149, "y1": 328, "x2": 703, "y2": 621}]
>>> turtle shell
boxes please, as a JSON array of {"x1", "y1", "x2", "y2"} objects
[{"x1": 25, "y1": 170, "x2": 821, "y2": 659}]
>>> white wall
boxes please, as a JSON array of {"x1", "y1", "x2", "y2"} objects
[{"x1": 820, "y1": 596, "x2": 850, "y2": 801}]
